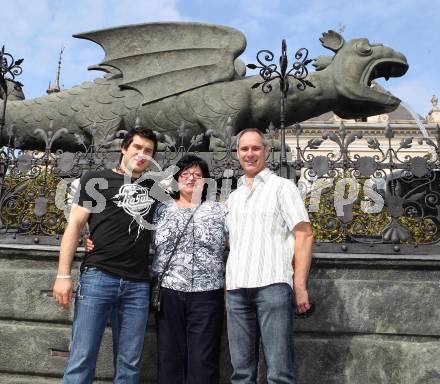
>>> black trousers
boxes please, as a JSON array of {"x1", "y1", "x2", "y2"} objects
[{"x1": 156, "y1": 287, "x2": 224, "y2": 384}]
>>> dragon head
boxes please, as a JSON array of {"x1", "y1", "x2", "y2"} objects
[{"x1": 313, "y1": 30, "x2": 408, "y2": 118}]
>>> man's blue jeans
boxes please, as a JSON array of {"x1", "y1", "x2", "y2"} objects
[
  {"x1": 64, "y1": 267, "x2": 150, "y2": 384},
  {"x1": 226, "y1": 283, "x2": 296, "y2": 384}
]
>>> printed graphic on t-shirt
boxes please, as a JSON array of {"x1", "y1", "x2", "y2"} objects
[{"x1": 113, "y1": 183, "x2": 154, "y2": 238}]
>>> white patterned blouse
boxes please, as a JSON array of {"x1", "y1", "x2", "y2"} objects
[{"x1": 152, "y1": 200, "x2": 228, "y2": 292}]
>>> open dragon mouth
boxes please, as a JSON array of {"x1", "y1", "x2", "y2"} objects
[
  {"x1": 363, "y1": 59, "x2": 408, "y2": 92},
  {"x1": 335, "y1": 54, "x2": 409, "y2": 118}
]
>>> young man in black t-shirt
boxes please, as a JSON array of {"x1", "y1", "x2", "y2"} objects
[{"x1": 52, "y1": 127, "x2": 158, "y2": 383}]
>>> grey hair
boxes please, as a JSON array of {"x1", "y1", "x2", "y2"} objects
[{"x1": 236, "y1": 128, "x2": 268, "y2": 148}]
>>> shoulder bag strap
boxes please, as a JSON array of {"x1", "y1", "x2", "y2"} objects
[{"x1": 156, "y1": 203, "x2": 201, "y2": 286}]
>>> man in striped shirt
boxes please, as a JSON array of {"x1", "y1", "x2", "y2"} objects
[{"x1": 226, "y1": 128, "x2": 314, "y2": 384}]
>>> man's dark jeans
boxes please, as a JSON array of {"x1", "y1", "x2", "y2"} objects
[{"x1": 226, "y1": 283, "x2": 296, "y2": 384}]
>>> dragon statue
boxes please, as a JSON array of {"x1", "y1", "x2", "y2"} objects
[{"x1": 1, "y1": 22, "x2": 408, "y2": 151}]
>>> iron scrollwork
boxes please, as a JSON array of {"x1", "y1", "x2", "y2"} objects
[
  {"x1": 247, "y1": 39, "x2": 315, "y2": 177},
  {"x1": 248, "y1": 40, "x2": 314, "y2": 94},
  {"x1": 0, "y1": 118, "x2": 439, "y2": 252},
  {"x1": 0, "y1": 46, "x2": 23, "y2": 133}
]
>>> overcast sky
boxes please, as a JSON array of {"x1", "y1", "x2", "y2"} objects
[{"x1": 1, "y1": 0, "x2": 438, "y2": 117}]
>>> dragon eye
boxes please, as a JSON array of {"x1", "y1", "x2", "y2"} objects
[{"x1": 355, "y1": 42, "x2": 372, "y2": 56}]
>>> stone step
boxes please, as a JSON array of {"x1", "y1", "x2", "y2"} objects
[{"x1": 0, "y1": 319, "x2": 231, "y2": 382}]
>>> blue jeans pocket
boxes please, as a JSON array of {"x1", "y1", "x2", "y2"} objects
[
  {"x1": 75, "y1": 281, "x2": 84, "y2": 300},
  {"x1": 77, "y1": 267, "x2": 106, "y2": 301},
  {"x1": 81, "y1": 266, "x2": 99, "y2": 274}
]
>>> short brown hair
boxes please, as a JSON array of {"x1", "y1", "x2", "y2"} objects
[{"x1": 121, "y1": 126, "x2": 158, "y2": 155}]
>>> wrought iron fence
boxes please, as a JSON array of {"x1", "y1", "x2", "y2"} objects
[
  {"x1": 1, "y1": 119, "x2": 440, "y2": 255},
  {"x1": 291, "y1": 122, "x2": 440, "y2": 254}
]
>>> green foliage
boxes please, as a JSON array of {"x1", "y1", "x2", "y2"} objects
[
  {"x1": 306, "y1": 178, "x2": 438, "y2": 244},
  {"x1": 1, "y1": 167, "x2": 67, "y2": 235}
]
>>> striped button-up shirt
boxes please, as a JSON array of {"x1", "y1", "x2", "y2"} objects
[{"x1": 226, "y1": 168, "x2": 309, "y2": 290}]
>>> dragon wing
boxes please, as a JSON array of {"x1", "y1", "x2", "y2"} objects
[{"x1": 74, "y1": 22, "x2": 246, "y2": 105}]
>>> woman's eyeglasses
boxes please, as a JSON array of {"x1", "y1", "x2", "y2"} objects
[{"x1": 180, "y1": 171, "x2": 203, "y2": 179}]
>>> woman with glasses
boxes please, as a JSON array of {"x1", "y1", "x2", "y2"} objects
[{"x1": 153, "y1": 154, "x2": 227, "y2": 384}]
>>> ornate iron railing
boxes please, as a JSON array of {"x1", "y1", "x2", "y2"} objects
[
  {"x1": 291, "y1": 122, "x2": 440, "y2": 254},
  {"x1": 0, "y1": 119, "x2": 440, "y2": 255}
]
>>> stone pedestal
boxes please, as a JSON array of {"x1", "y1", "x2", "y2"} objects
[{"x1": 0, "y1": 246, "x2": 439, "y2": 383}]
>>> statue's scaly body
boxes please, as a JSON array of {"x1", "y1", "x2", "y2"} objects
[{"x1": 3, "y1": 23, "x2": 408, "y2": 151}]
